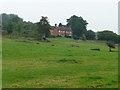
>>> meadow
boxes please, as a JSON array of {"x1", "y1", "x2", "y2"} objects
[{"x1": 2, "y1": 37, "x2": 118, "y2": 88}]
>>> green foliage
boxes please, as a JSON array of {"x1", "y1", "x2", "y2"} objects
[
  {"x1": 118, "y1": 35, "x2": 120, "y2": 44},
  {"x1": 85, "y1": 30, "x2": 95, "y2": 40},
  {"x1": 6, "y1": 21, "x2": 13, "y2": 35},
  {"x1": 37, "y1": 16, "x2": 51, "y2": 40},
  {"x1": 2, "y1": 13, "x2": 37, "y2": 38},
  {"x1": 21, "y1": 21, "x2": 35, "y2": 37},
  {"x1": 97, "y1": 30, "x2": 118, "y2": 43},
  {"x1": 15, "y1": 21, "x2": 23, "y2": 36},
  {"x1": 67, "y1": 15, "x2": 88, "y2": 37},
  {"x1": 2, "y1": 13, "x2": 23, "y2": 36}
]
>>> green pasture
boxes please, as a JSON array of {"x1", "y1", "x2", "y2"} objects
[{"x1": 2, "y1": 37, "x2": 118, "y2": 88}]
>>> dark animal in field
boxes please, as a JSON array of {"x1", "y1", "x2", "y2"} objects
[
  {"x1": 71, "y1": 45, "x2": 74, "y2": 47},
  {"x1": 36, "y1": 42, "x2": 39, "y2": 44},
  {"x1": 46, "y1": 40, "x2": 50, "y2": 42},
  {"x1": 43, "y1": 37, "x2": 46, "y2": 41},
  {"x1": 51, "y1": 44, "x2": 55, "y2": 46},
  {"x1": 42, "y1": 37, "x2": 50, "y2": 42},
  {"x1": 91, "y1": 48, "x2": 100, "y2": 51},
  {"x1": 71, "y1": 44, "x2": 79, "y2": 48},
  {"x1": 68, "y1": 50, "x2": 71, "y2": 51},
  {"x1": 59, "y1": 59, "x2": 78, "y2": 63},
  {"x1": 68, "y1": 54, "x2": 72, "y2": 56}
]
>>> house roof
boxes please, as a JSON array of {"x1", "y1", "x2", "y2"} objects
[
  {"x1": 57, "y1": 27, "x2": 72, "y2": 31},
  {"x1": 51, "y1": 26, "x2": 72, "y2": 32}
]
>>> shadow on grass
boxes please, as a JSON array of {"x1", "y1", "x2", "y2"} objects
[
  {"x1": 110, "y1": 50, "x2": 119, "y2": 52},
  {"x1": 58, "y1": 58, "x2": 78, "y2": 63}
]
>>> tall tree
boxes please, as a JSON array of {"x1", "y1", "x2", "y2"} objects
[
  {"x1": 67, "y1": 15, "x2": 88, "y2": 37},
  {"x1": 58, "y1": 23, "x2": 62, "y2": 27},
  {"x1": 15, "y1": 20, "x2": 23, "y2": 36},
  {"x1": 37, "y1": 16, "x2": 50, "y2": 40},
  {"x1": 6, "y1": 21, "x2": 13, "y2": 37},
  {"x1": 118, "y1": 35, "x2": 120, "y2": 44}
]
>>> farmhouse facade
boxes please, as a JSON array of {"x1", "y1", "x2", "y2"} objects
[{"x1": 50, "y1": 26, "x2": 72, "y2": 37}]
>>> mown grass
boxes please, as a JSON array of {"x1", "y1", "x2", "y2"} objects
[{"x1": 2, "y1": 37, "x2": 118, "y2": 88}]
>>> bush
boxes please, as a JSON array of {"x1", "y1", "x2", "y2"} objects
[{"x1": 73, "y1": 35, "x2": 80, "y2": 40}]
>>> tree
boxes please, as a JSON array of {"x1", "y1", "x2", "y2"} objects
[
  {"x1": 106, "y1": 42, "x2": 115, "y2": 52},
  {"x1": 55, "y1": 24, "x2": 57, "y2": 27},
  {"x1": 2, "y1": 13, "x2": 23, "y2": 36},
  {"x1": 85, "y1": 30, "x2": 95, "y2": 40},
  {"x1": 97, "y1": 30, "x2": 118, "y2": 43},
  {"x1": 37, "y1": 16, "x2": 50, "y2": 40},
  {"x1": 58, "y1": 23, "x2": 62, "y2": 27},
  {"x1": 15, "y1": 20, "x2": 23, "y2": 36},
  {"x1": 118, "y1": 35, "x2": 120, "y2": 44},
  {"x1": 6, "y1": 21, "x2": 13, "y2": 37},
  {"x1": 66, "y1": 15, "x2": 88, "y2": 38}
]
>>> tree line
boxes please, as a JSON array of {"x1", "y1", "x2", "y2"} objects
[{"x1": 1, "y1": 13, "x2": 120, "y2": 43}]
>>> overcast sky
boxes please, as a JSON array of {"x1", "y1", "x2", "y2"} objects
[{"x1": 0, "y1": 0, "x2": 119, "y2": 33}]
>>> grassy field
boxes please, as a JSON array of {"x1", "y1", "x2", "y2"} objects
[{"x1": 2, "y1": 37, "x2": 118, "y2": 88}]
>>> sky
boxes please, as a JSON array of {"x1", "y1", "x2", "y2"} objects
[{"x1": 0, "y1": 0, "x2": 119, "y2": 33}]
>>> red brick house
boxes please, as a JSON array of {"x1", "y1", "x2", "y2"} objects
[{"x1": 50, "y1": 26, "x2": 72, "y2": 37}]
